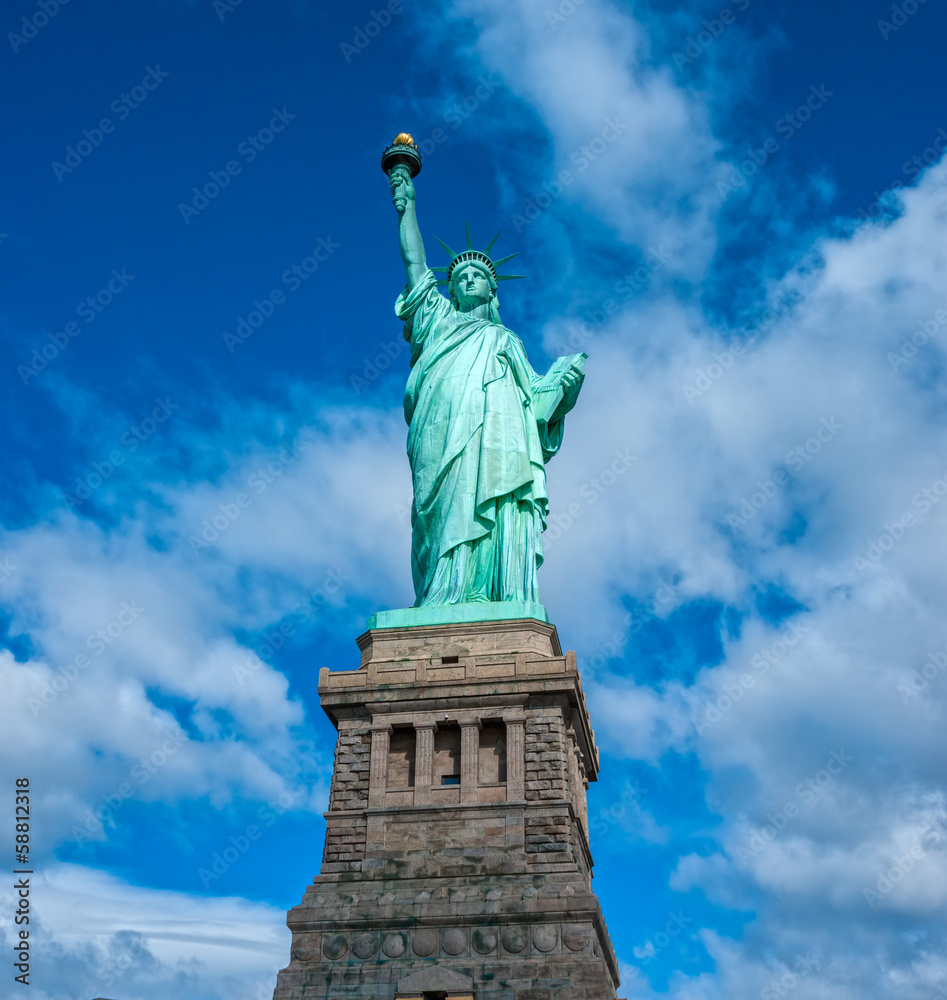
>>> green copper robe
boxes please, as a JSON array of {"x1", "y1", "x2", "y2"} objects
[{"x1": 396, "y1": 269, "x2": 566, "y2": 608}]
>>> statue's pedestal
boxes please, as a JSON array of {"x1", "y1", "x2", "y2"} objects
[{"x1": 271, "y1": 618, "x2": 621, "y2": 1000}]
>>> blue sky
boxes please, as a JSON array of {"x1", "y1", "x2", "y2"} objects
[{"x1": 3, "y1": 1, "x2": 947, "y2": 998}]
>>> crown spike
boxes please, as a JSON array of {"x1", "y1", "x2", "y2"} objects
[
  {"x1": 483, "y1": 229, "x2": 502, "y2": 254},
  {"x1": 496, "y1": 274, "x2": 526, "y2": 282},
  {"x1": 491, "y1": 253, "x2": 519, "y2": 268},
  {"x1": 464, "y1": 220, "x2": 473, "y2": 251},
  {"x1": 432, "y1": 235, "x2": 458, "y2": 259}
]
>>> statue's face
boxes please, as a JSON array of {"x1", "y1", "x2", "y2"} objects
[{"x1": 452, "y1": 264, "x2": 494, "y2": 307}]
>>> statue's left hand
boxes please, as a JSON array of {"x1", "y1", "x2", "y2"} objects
[{"x1": 555, "y1": 363, "x2": 585, "y2": 417}]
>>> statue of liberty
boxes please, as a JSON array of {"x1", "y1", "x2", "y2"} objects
[{"x1": 385, "y1": 136, "x2": 585, "y2": 613}]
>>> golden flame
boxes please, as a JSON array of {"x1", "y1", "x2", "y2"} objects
[{"x1": 393, "y1": 132, "x2": 416, "y2": 147}]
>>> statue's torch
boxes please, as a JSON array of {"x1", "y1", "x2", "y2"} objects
[{"x1": 381, "y1": 133, "x2": 422, "y2": 179}]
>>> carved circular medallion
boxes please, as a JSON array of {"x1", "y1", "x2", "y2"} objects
[
  {"x1": 441, "y1": 928, "x2": 466, "y2": 955},
  {"x1": 352, "y1": 933, "x2": 378, "y2": 959},
  {"x1": 562, "y1": 924, "x2": 591, "y2": 952},
  {"x1": 412, "y1": 929, "x2": 437, "y2": 957},
  {"x1": 501, "y1": 926, "x2": 527, "y2": 953},
  {"x1": 322, "y1": 933, "x2": 348, "y2": 960},
  {"x1": 533, "y1": 925, "x2": 558, "y2": 953},
  {"x1": 472, "y1": 928, "x2": 498, "y2": 954},
  {"x1": 291, "y1": 934, "x2": 317, "y2": 962},
  {"x1": 382, "y1": 933, "x2": 406, "y2": 958}
]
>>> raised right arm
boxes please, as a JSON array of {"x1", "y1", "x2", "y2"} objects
[{"x1": 390, "y1": 165, "x2": 427, "y2": 292}]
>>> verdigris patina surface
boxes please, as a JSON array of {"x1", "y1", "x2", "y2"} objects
[{"x1": 383, "y1": 137, "x2": 585, "y2": 623}]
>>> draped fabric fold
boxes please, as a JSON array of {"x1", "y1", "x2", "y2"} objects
[{"x1": 396, "y1": 269, "x2": 565, "y2": 608}]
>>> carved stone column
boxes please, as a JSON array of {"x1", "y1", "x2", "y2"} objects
[
  {"x1": 368, "y1": 722, "x2": 392, "y2": 808},
  {"x1": 460, "y1": 720, "x2": 481, "y2": 803},
  {"x1": 413, "y1": 721, "x2": 437, "y2": 807},
  {"x1": 504, "y1": 715, "x2": 526, "y2": 801}
]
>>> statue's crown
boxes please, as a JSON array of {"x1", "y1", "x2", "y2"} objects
[{"x1": 431, "y1": 222, "x2": 525, "y2": 287}]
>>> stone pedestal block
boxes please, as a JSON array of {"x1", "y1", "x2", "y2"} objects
[{"x1": 271, "y1": 618, "x2": 620, "y2": 1000}]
